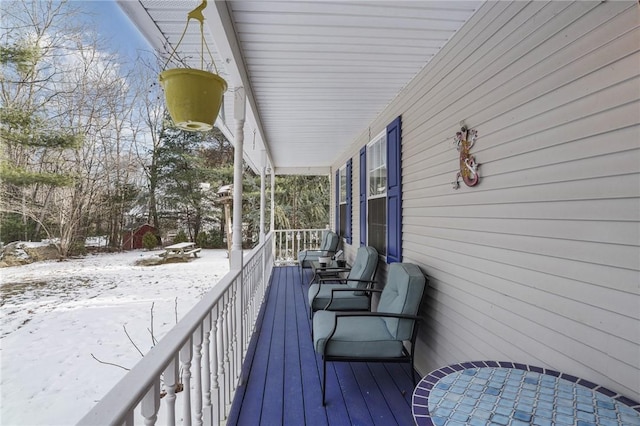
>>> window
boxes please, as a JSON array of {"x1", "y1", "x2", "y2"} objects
[
  {"x1": 367, "y1": 131, "x2": 387, "y2": 255},
  {"x1": 335, "y1": 161, "x2": 352, "y2": 244},
  {"x1": 361, "y1": 116, "x2": 402, "y2": 263},
  {"x1": 339, "y1": 166, "x2": 347, "y2": 237}
]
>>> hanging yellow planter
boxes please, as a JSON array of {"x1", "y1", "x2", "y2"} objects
[
  {"x1": 160, "y1": 69, "x2": 227, "y2": 132},
  {"x1": 159, "y1": 0, "x2": 227, "y2": 132}
]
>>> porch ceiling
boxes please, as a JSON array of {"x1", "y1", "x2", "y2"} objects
[{"x1": 118, "y1": 1, "x2": 482, "y2": 174}]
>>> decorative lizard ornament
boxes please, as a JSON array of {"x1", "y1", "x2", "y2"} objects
[{"x1": 452, "y1": 126, "x2": 480, "y2": 189}]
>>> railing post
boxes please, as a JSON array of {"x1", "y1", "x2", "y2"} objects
[
  {"x1": 231, "y1": 87, "x2": 245, "y2": 270},
  {"x1": 193, "y1": 325, "x2": 204, "y2": 426},
  {"x1": 202, "y1": 314, "x2": 212, "y2": 426},
  {"x1": 214, "y1": 306, "x2": 223, "y2": 423},
  {"x1": 180, "y1": 337, "x2": 193, "y2": 426},
  {"x1": 222, "y1": 292, "x2": 231, "y2": 416},
  {"x1": 141, "y1": 379, "x2": 160, "y2": 426},
  {"x1": 259, "y1": 152, "x2": 266, "y2": 244},
  {"x1": 163, "y1": 356, "x2": 179, "y2": 426}
]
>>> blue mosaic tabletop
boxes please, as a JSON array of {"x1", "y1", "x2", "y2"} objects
[{"x1": 412, "y1": 361, "x2": 640, "y2": 426}]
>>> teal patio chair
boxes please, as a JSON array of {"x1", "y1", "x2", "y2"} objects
[
  {"x1": 313, "y1": 263, "x2": 427, "y2": 405},
  {"x1": 297, "y1": 230, "x2": 340, "y2": 282},
  {"x1": 308, "y1": 246, "x2": 378, "y2": 319}
]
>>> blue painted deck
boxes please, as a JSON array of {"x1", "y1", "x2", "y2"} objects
[{"x1": 228, "y1": 266, "x2": 417, "y2": 426}]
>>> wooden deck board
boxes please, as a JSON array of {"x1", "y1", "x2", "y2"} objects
[{"x1": 229, "y1": 266, "x2": 416, "y2": 426}]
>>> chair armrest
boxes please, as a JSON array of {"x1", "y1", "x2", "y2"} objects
[
  {"x1": 325, "y1": 284, "x2": 376, "y2": 309},
  {"x1": 341, "y1": 278, "x2": 376, "y2": 284},
  {"x1": 301, "y1": 249, "x2": 330, "y2": 255},
  {"x1": 323, "y1": 311, "x2": 422, "y2": 353},
  {"x1": 334, "y1": 311, "x2": 421, "y2": 321},
  {"x1": 316, "y1": 269, "x2": 351, "y2": 281}
]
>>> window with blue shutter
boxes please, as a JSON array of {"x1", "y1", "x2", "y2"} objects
[
  {"x1": 359, "y1": 147, "x2": 367, "y2": 247},
  {"x1": 386, "y1": 116, "x2": 402, "y2": 263},
  {"x1": 366, "y1": 130, "x2": 387, "y2": 256},
  {"x1": 335, "y1": 170, "x2": 340, "y2": 232},
  {"x1": 345, "y1": 159, "x2": 352, "y2": 244}
]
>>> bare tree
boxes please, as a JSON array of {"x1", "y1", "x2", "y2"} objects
[{"x1": 0, "y1": 1, "x2": 146, "y2": 255}]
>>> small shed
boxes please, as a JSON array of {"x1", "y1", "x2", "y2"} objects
[{"x1": 122, "y1": 224, "x2": 160, "y2": 250}]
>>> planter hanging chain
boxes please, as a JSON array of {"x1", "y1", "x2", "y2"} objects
[{"x1": 163, "y1": 0, "x2": 219, "y2": 74}]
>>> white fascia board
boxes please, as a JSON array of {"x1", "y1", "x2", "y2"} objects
[
  {"x1": 204, "y1": 2, "x2": 275, "y2": 172},
  {"x1": 116, "y1": 1, "x2": 166, "y2": 55},
  {"x1": 274, "y1": 167, "x2": 331, "y2": 176}
]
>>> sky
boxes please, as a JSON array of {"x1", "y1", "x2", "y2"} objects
[
  {"x1": 78, "y1": 0, "x2": 151, "y2": 60},
  {"x1": 1, "y1": 246, "x2": 230, "y2": 425}
]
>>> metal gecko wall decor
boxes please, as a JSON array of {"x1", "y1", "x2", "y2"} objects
[{"x1": 452, "y1": 126, "x2": 480, "y2": 189}]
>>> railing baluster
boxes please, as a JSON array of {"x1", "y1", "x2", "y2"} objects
[
  {"x1": 213, "y1": 306, "x2": 222, "y2": 424},
  {"x1": 229, "y1": 283, "x2": 238, "y2": 398},
  {"x1": 180, "y1": 338, "x2": 193, "y2": 426},
  {"x1": 221, "y1": 293, "x2": 229, "y2": 415},
  {"x1": 193, "y1": 325, "x2": 203, "y2": 426},
  {"x1": 233, "y1": 280, "x2": 240, "y2": 388},
  {"x1": 141, "y1": 380, "x2": 160, "y2": 426},
  {"x1": 202, "y1": 314, "x2": 212, "y2": 426},
  {"x1": 164, "y1": 356, "x2": 179, "y2": 426}
]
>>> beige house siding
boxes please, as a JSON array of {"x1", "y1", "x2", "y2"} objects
[{"x1": 333, "y1": 1, "x2": 640, "y2": 400}]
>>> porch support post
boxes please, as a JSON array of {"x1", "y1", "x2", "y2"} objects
[
  {"x1": 231, "y1": 87, "x2": 246, "y2": 270},
  {"x1": 270, "y1": 166, "x2": 275, "y2": 232},
  {"x1": 259, "y1": 151, "x2": 266, "y2": 244}
]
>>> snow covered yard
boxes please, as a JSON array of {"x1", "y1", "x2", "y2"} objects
[{"x1": 0, "y1": 249, "x2": 229, "y2": 426}]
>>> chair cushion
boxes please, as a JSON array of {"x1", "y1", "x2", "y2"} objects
[
  {"x1": 298, "y1": 231, "x2": 339, "y2": 268},
  {"x1": 313, "y1": 311, "x2": 404, "y2": 358},
  {"x1": 320, "y1": 231, "x2": 339, "y2": 252},
  {"x1": 378, "y1": 263, "x2": 426, "y2": 340},
  {"x1": 346, "y1": 246, "x2": 378, "y2": 294},
  {"x1": 297, "y1": 251, "x2": 325, "y2": 268},
  {"x1": 308, "y1": 283, "x2": 370, "y2": 311}
]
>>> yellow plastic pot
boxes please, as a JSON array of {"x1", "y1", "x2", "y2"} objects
[{"x1": 159, "y1": 68, "x2": 227, "y2": 132}]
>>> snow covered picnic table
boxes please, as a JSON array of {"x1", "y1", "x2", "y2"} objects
[{"x1": 163, "y1": 242, "x2": 201, "y2": 260}]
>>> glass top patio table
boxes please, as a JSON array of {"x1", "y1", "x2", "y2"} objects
[
  {"x1": 308, "y1": 260, "x2": 349, "y2": 285},
  {"x1": 412, "y1": 361, "x2": 640, "y2": 426}
]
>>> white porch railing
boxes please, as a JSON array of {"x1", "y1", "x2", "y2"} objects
[
  {"x1": 78, "y1": 232, "x2": 274, "y2": 426},
  {"x1": 273, "y1": 228, "x2": 326, "y2": 265}
]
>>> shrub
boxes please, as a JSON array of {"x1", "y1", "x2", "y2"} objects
[
  {"x1": 142, "y1": 232, "x2": 158, "y2": 250},
  {"x1": 196, "y1": 232, "x2": 210, "y2": 248},
  {"x1": 173, "y1": 230, "x2": 188, "y2": 244}
]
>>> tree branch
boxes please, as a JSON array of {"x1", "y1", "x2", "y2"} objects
[
  {"x1": 122, "y1": 324, "x2": 144, "y2": 358},
  {"x1": 91, "y1": 353, "x2": 130, "y2": 371}
]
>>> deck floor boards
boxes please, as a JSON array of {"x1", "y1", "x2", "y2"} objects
[{"x1": 229, "y1": 266, "x2": 415, "y2": 426}]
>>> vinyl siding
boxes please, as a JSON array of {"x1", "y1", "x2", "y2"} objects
[{"x1": 333, "y1": 1, "x2": 640, "y2": 400}]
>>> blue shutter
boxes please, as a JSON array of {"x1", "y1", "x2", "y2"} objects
[
  {"x1": 386, "y1": 116, "x2": 402, "y2": 263},
  {"x1": 335, "y1": 170, "x2": 340, "y2": 232},
  {"x1": 359, "y1": 146, "x2": 367, "y2": 247},
  {"x1": 345, "y1": 159, "x2": 352, "y2": 244}
]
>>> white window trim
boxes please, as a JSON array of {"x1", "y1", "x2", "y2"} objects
[
  {"x1": 339, "y1": 165, "x2": 347, "y2": 205},
  {"x1": 365, "y1": 130, "x2": 387, "y2": 255}
]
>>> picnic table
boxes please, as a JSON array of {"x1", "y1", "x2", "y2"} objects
[{"x1": 163, "y1": 242, "x2": 201, "y2": 260}]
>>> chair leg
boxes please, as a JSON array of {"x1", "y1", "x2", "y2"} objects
[
  {"x1": 322, "y1": 358, "x2": 327, "y2": 406},
  {"x1": 410, "y1": 353, "x2": 417, "y2": 388}
]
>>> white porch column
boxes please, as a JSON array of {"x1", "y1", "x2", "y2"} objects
[
  {"x1": 259, "y1": 151, "x2": 266, "y2": 244},
  {"x1": 231, "y1": 87, "x2": 246, "y2": 270},
  {"x1": 270, "y1": 166, "x2": 275, "y2": 232}
]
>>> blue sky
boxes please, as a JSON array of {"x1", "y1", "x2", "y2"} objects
[{"x1": 79, "y1": 0, "x2": 151, "y2": 60}]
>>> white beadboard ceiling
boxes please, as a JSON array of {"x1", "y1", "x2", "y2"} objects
[{"x1": 118, "y1": 0, "x2": 482, "y2": 174}]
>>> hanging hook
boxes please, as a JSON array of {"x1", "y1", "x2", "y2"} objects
[
  {"x1": 162, "y1": 0, "x2": 218, "y2": 73},
  {"x1": 187, "y1": 0, "x2": 207, "y2": 24}
]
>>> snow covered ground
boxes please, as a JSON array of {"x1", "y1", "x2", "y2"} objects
[{"x1": 0, "y1": 249, "x2": 229, "y2": 426}]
